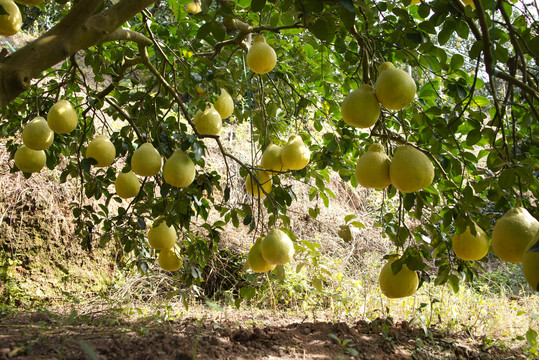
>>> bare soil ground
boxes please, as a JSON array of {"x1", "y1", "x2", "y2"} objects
[{"x1": 0, "y1": 307, "x2": 526, "y2": 360}]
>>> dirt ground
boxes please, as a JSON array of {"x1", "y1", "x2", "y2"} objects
[{"x1": 0, "y1": 307, "x2": 526, "y2": 360}]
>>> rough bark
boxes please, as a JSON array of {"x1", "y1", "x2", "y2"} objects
[{"x1": 0, "y1": 0, "x2": 155, "y2": 107}]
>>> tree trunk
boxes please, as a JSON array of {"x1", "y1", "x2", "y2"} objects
[{"x1": 0, "y1": 0, "x2": 155, "y2": 107}]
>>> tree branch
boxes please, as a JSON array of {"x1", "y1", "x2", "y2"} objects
[{"x1": 0, "y1": 0, "x2": 157, "y2": 107}]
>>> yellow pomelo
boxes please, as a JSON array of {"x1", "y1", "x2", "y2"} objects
[
  {"x1": 214, "y1": 88, "x2": 234, "y2": 119},
  {"x1": 158, "y1": 249, "x2": 183, "y2": 271},
  {"x1": 452, "y1": 222, "x2": 489, "y2": 261},
  {"x1": 47, "y1": 100, "x2": 78, "y2": 134},
  {"x1": 86, "y1": 135, "x2": 116, "y2": 167},
  {"x1": 379, "y1": 256, "x2": 419, "y2": 298},
  {"x1": 260, "y1": 144, "x2": 283, "y2": 174},
  {"x1": 148, "y1": 219, "x2": 177, "y2": 250},
  {"x1": 355, "y1": 143, "x2": 391, "y2": 189},
  {"x1": 492, "y1": 207, "x2": 539, "y2": 263},
  {"x1": 163, "y1": 150, "x2": 196, "y2": 188},
  {"x1": 281, "y1": 135, "x2": 310, "y2": 171},
  {"x1": 246, "y1": 35, "x2": 277, "y2": 74},
  {"x1": 390, "y1": 145, "x2": 434, "y2": 193},
  {"x1": 14, "y1": 145, "x2": 46, "y2": 173},
  {"x1": 115, "y1": 170, "x2": 140, "y2": 199},
  {"x1": 341, "y1": 85, "x2": 380, "y2": 128},
  {"x1": 410, "y1": 0, "x2": 421, "y2": 4},
  {"x1": 375, "y1": 62, "x2": 416, "y2": 110},
  {"x1": 248, "y1": 238, "x2": 276, "y2": 273},
  {"x1": 261, "y1": 229, "x2": 295, "y2": 265},
  {"x1": 22, "y1": 117, "x2": 54, "y2": 150},
  {"x1": 131, "y1": 143, "x2": 162, "y2": 177},
  {"x1": 14, "y1": 0, "x2": 43, "y2": 5},
  {"x1": 0, "y1": 0, "x2": 22, "y2": 36},
  {"x1": 245, "y1": 170, "x2": 272, "y2": 197},
  {"x1": 523, "y1": 237, "x2": 539, "y2": 292},
  {"x1": 194, "y1": 104, "x2": 222, "y2": 135},
  {"x1": 186, "y1": 1, "x2": 201, "y2": 14}
]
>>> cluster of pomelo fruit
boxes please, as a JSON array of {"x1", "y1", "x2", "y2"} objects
[
  {"x1": 343, "y1": 62, "x2": 434, "y2": 194},
  {"x1": 240, "y1": 33, "x2": 304, "y2": 272},
  {"x1": 340, "y1": 62, "x2": 429, "y2": 298},
  {"x1": 15, "y1": 100, "x2": 78, "y2": 173},
  {"x1": 147, "y1": 218, "x2": 183, "y2": 272},
  {"x1": 450, "y1": 207, "x2": 539, "y2": 293},
  {"x1": 247, "y1": 229, "x2": 295, "y2": 273},
  {"x1": 379, "y1": 208, "x2": 539, "y2": 299},
  {"x1": 342, "y1": 62, "x2": 539, "y2": 297}
]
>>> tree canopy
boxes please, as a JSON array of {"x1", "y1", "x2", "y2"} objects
[{"x1": 1, "y1": 0, "x2": 538, "y2": 294}]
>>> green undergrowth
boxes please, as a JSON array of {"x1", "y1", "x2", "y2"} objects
[{"x1": 0, "y1": 209, "x2": 117, "y2": 307}]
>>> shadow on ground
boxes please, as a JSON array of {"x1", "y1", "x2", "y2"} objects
[{"x1": 0, "y1": 309, "x2": 525, "y2": 360}]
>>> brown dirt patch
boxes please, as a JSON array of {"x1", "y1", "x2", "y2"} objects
[{"x1": 0, "y1": 309, "x2": 525, "y2": 360}]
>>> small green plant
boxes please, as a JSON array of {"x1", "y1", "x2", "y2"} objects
[{"x1": 328, "y1": 333, "x2": 358, "y2": 359}]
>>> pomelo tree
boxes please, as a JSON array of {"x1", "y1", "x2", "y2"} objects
[{"x1": 0, "y1": 0, "x2": 538, "y2": 293}]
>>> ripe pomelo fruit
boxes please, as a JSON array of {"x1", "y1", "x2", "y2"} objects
[
  {"x1": 86, "y1": 135, "x2": 116, "y2": 167},
  {"x1": 261, "y1": 229, "x2": 294, "y2": 265},
  {"x1": 163, "y1": 150, "x2": 196, "y2": 188},
  {"x1": 281, "y1": 135, "x2": 310, "y2": 171},
  {"x1": 47, "y1": 99, "x2": 78, "y2": 134},
  {"x1": 492, "y1": 207, "x2": 539, "y2": 263},
  {"x1": 115, "y1": 170, "x2": 140, "y2": 199},
  {"x1": 0, "y1": 0, "x2": 22, "y2": 36},
  {"x1": 452, "y1": 222, "x2": 489, "y2": 261},
  {"x1": 194, "y1": 104, "x2": 222, "y2": 135},
  {"x1": 379, "y1": 256, "x2": 419, "y2": 298},
  {"x1": 158, "y1": 249, "x2": 183, "y2": 271},
  {"x1": 22, "y1": 117, "x2": 54, "y2": 150},
  {"x1": 355, "y1": 143, "x2": 391, "y2": 189},
  {"x1": 375, "y1": 62, "x2": 416, "y2": 110},
  {"x1": 390, "y1": 145, "x2": 434, "y2": 193},
  {"x1": 14, "y1": 145, "x2": 46, "y2": 173},
  {"x1": 246, "y1": 34, "x2": 277, "y2": 74},
  {"x1": 148, "y1": 219, "x2": 177, "y2": 250},
  {"x1": 186, "y1": 1, "x2": 201, "y2": 14},
  {"x1": 341, "y1": 85, "x2": 380, "y2": 128},
  {"x1": 248, "y1": 238, "x2": 276, "y2": 273},
  {"x1": 245, "y1": 170, "x2": 272, "y2": 197},
  {"x1": 523, "y1": 237, "x2": 539, "y2": 292},
  {"x1": 131, "y1": 143, "x2": 162, "y2": 177},
  {"x1": 214, "y1": 88, "x2": 234, "y2": 119},
  {"x1": 260, "y1": 144, "x2": 283, "y2": 174}
]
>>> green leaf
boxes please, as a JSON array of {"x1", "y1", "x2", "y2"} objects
[
  {"x1": 450, "y1": 54, "x2": 464, "y2": 70},
  {"x1": 448, "y1": 275, "x2": 460, "y2": 293},
  {"x1": 239, "y1": 286, "x2": 256, "y2": 300},
  {"x1": 313, "y1": 277, "x2": 323, "y2": 292},
  {"x1": 438, "y1": 21, "x2": 455, "y2": 46},
  {"x1": 250, "y1": 0, "x2": 266, "y2": 12},
  {"x1": 338, "y1": 0, "x2": 355, "y2": 12},
  {"x1": 466, "y1": 129, "x2": 482, "y2": 146},
  {"x1": 273, "y1": 265, "x2": 285, "y2": 280},
  {"x1": 471, "y1": 96, "x2": 489, "y2": 107},
  {"x1": 76, "y1": 341, "x2": 98, "y2": 360},
  {"x1": 308, "y1": 18, "x2": 334, "y2": 42},
  {"x1": 456, "y1": 21, "x2": 469, "y2": 39},
  {"x1": 304, "y1": 43, "x2": 315, "y2": 58},
  {"x1": 498, "y1": 169, "x2": 515, "y2": 190}
]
